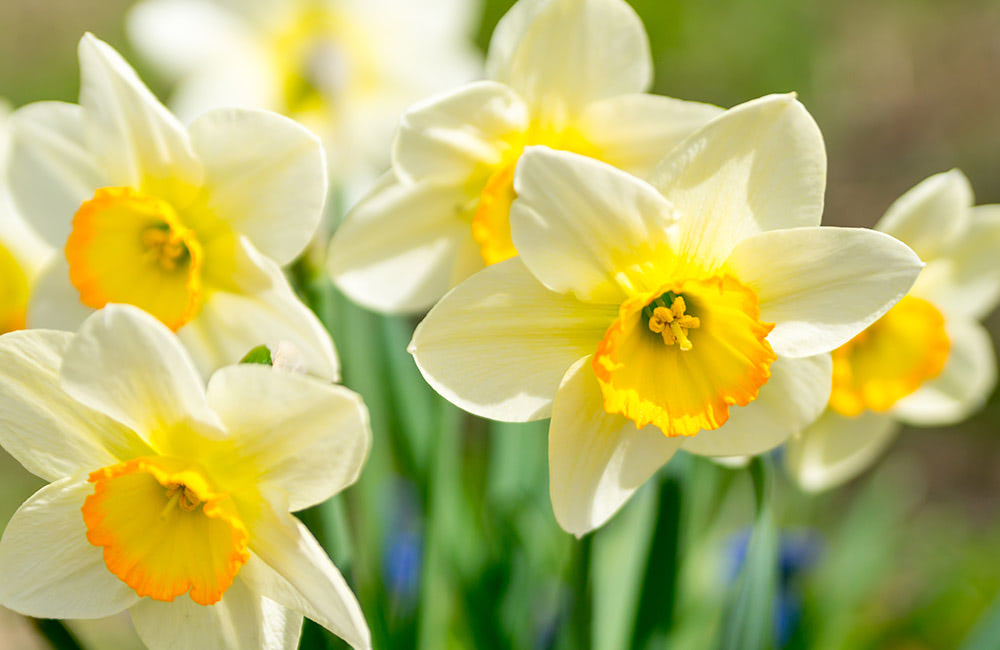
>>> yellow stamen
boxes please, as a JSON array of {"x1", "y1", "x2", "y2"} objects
[{"x1": 646, "y1": 295, "x2": 700, "y2": 350}]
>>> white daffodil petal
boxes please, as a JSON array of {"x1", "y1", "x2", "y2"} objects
[
  {"x1": 77, "y1": 34, "x2": 200, "y2": 188},
  {"x1": 917, "y1": 205, "x2": 1000, "y2": 321},
  {"x1": 875, "y1": 169, "x2": 972, "y2": 261},
  {"x1": 485, "y1": 0, "x2": 548, "y2": 80},
  {"x1": 131, "y1": 577, "x2": 302, "y2": 650},
  {"x1": 188, "y1": 108, "x2": 327, "y2": 265},
  {"x1": 180, "y1": 255, "x2": 339, "y2": 381},
  {"x1": 0, "y1": 477, "x2": 140, "y2": 618},
  {"x1": 727, "y1": 227, "x2": 923, "y2": 358},
  {"x1": 410, "y1": 258, "x2": 615, "y2": 422},
  {"x1": 549, "y1": 357, "x2": 683, "y2": 537},
  {"x1": 0, "y1": 330, "x2": 148, "y2": 482},
  {"x1": 681, "y1": 354, "x2": 831, "y2": 457},
  {"x1": 579, "y1": 93, "x2": 724, "y2": 177},
  {"x1": 392, "y1": 81, "x2": 530, "y2": 184},
  {"x1": 510, "y1": 147, "x2": 676, "y2": 303},
  {"x1": 491, "y1": 0, "x2": 651, "y2": 114},
  {"x1": 785, "y1": 409, "x2": 900, "y2": 492},
  {"x1": 26, "y1": 257, "x2": 93, "y2": 331},
  {"x1": 207, "y1": 365, "x2": 371, "y2": 512},
  {"x1": 649, "y1": 94, "x2": 826, "y2": 268},
  {"x1": 244, "y1": 512, "x2": 371, "y2": 650},
  {"x1": 6, "y1": 101, "x2": 104, "y2": 248},
  {"x1": 60, "y1": 305, "x2": 222, "y2": 441},
  {"x1": 329, "y1": 174, "x2": 482, "y2": 314},
  {"x1": 893, "y1": 319, "x2": 997, "y2": 426}
]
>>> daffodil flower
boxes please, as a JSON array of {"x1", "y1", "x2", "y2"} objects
[
  {"x1": 6, "y1": 35, "x2": 338, "y2": 379},
  {"x1": 786, "y1": 170, "x2": 1000, "y2": 491},
  {"x1": 0, "y1": 100, "x2": 53, "y2": 335},
  {"x1": 126, "y1": 0, "x2": 480, "y2": 185},
  {"x1": 0, "y1": 304, "x2": 372, "y2": 649},
  {"x1": 409, "y1": 95, "x2": 924, "y2": 536},
  {"x1": 329, "y1": 0, "x2": 725, "y2": 314}
]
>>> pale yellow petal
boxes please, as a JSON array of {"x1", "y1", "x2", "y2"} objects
[
  {"x1": 329, "y1": 173, "x2": 482, "y2": 314},
  {"x1": 0, "y1": 477, "x2": 140, "y2": 618},
  {"x1": 726, "y1": 226, "x2": 923, "y2": 358},
  {"x1": 649, "y1": 94, "x2": 826, "y2": 269},
  {"x1": 579, "y1": 93, "x2": 724, "y2": 177},
  {"x1": 510, "y1": 147, "x2": 677, "y2": 303},
  {"x1": 785, "y1": 409, "x2": 899, "y2": 492},
  {"x1": 410, "y1": 258, "x2": 615, "y2": 421},
  {"x1": 549, "y1": 357, "x2": 683, "y2": 536},
  {"x1": 488, "y1": 0, "x2": 651, "y2": 116},
  {"x1": 874, "y1": 169, "x2": 972, "y2": 261},
  {"x1": 206, "y1": 365, "x2": 371, "y2": 512}
]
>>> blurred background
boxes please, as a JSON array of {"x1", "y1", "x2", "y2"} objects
[{"x1": 2, "y1": 0, "x2": 1000, "y2": 648}]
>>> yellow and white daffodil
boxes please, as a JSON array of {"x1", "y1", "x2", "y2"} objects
[
  {"x1": 409, "y1": 95, "x2": 924, "y2": 536},
  {"x1": 6, "y1": 35, "x2": 338, "y2": 379},
  {"x1": 0, "y1": 99, "x2": 53, "y2": 335},
  {"x1": 127, "y1": 0, "x2": 480, "y2": 186},
  {"x1": 329, "y1": 0, "x2": 725, "y2": 314},
  {"x1": 786, "y1": 170, "x2": 1000, "y2": 491},
  {"x1": 0, "y1": 304, "x2": 372, "y2": 649}
]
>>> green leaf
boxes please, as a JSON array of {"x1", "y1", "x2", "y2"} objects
[
  {"x1": 716, "y1": 457, "x2": 779, "y2": 650},
  {"x1": 239, "y1": 345, "x2": 273, "y2": 366},
  {"x1": 959, "y1": 590, "x2": 1000, "y2": 650}
]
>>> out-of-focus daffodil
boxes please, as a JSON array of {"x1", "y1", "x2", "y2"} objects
[
  {"x1": 409, "y1": 95, "x2": 924, "y2": 536},
  {"x1": 0, "y1": 304, "x2": 372, "y2": 650},
  {"x1": 6, "y1": 35, "x2": 338, "y2": 379},
  {"x1": 127, "y1": 0, "x2": 480, "y2": 187},
  {"x1": 329, "y1": 0, "x2": 725, "y2": 314},
  {"x1": 786, "y1": 170, "x2": 1000, "y2": 491},
  {"x1": 0, "y1": 100, "x2": 53, "y2": 335}
]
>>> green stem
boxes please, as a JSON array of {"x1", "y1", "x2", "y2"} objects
[{"x1": 32, "y1": 619, "x2": 83, "y2": 650}]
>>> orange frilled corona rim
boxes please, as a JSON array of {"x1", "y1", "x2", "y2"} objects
[
  {"x1": 81, "y1": 456, "x2": 250, "y2": 606},
  {"x1": 66, "y1": 187, "x2": 205, "y2": 332},
  {"x1": 829, "y1": 295, "x2": 950, "y2": 416},
  {"x1": 592, "y1": 276, "x2": 776, "y2": 437}
]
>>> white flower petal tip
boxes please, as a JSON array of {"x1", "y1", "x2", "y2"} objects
[
  {"x1": 511, "y1": 147, "x2": 677, "y2": 303},
  {"x1": 728, "y1": 227, "x2": 924, "y2": 358},
  {"x1": 408, "y1": 258, "x2": 613, "y2": 423},
  {"x1": 649, "y1": 93, "x2": 827, "y2": 266},
  {"x1": 876, "y1": 168, "x2": 974, "y2": 260},
  {"x1": 488, "y1": 0, "x2": 653, "y2": 110},
  {"x1": 328, "y1": 174, "x2": 482, "y2": 315},
  {"x1": 548, "y1": 357, "x2": 683, "y2": 537},
  {"x1": 785, "y1": 410, "x2": 900, "y2": 493}
]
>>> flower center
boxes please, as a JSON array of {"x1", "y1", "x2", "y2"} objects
[
  {"x1": 272, "y1": 5, "x2": 377, "y2": 121},
  {"x1": 81, "y1": 456, "x2": 249, "y2": 606},
  {"x1": 593, "y1": 276, "x2": 776, "y2": 437},
  {"x1": 643, "y1": 292, "x2": 701, "y2": 350},
  {"x1": 66, "y1": 187, "x2": 205, "y2": 332},
  {"x1": 829, "y1": 295, "x2": 949, "y2": 416},
  {"x1": 0, "y1": 240, "x2": 29, "y2": 334}
]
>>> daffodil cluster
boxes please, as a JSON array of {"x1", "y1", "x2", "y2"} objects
[{"x1": 0, "y1": 0, "x2": 996, "y2": 647}]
